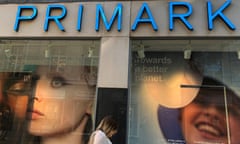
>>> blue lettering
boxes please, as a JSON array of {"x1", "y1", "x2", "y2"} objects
[
  {"x1": 95, "y1": 3, "x2": 122, "y2": 31},
  {"x1": 207, "y1": 0, "x2": 235, "y2": 30},
  {"x1": 44, "y1": 4, "x2": 67, "y2": 32},
  {"x1": 13, "y1": 2, "x2": 238, "y2": 33},
  {"x1": 14, "y1": 5, "x2": 37, "y2": 32},
  {"x1": 169, "y1": 2, "x2": 193, "y2": 31},
  {"x1": 131, "y1": 3, "x2": 158, "y2": 31},
  {"x1": 76, "y1": 5, "x2": 83, "y2": 31}
]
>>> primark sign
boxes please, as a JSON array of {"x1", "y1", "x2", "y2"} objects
[{"x1": 1, "y1": 0, "x2": 239, "y2": 36}]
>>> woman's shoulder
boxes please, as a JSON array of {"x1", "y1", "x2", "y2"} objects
[
  {"x1": 93, "y1": 130, "x2": 111, "y2": 144},
  {"x1": 94, "y1": 130, "x2": 106, "y2": 137}
]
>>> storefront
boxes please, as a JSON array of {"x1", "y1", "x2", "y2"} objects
[{"x1": 0, "y1": 0, "x2": 240, "y2": 144}]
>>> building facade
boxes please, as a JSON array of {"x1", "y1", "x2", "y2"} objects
[{"x1": 0, "y1": 0, "x2": 240, "y2": 144}]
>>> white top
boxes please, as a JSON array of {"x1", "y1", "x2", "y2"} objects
[{"x1": 90, "y1": 130, "x2": 112, "y2": 144}]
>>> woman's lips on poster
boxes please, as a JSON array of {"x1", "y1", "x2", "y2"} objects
[
  {"x1": 195, "y1": 121, "x2": 226, "y2": 139},
  {"x1": 28, "y1": 109, "x2": 45, "y2": 120}
]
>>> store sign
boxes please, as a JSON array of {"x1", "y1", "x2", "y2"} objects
[{"x1": 13, "y1": 0, "x2": 235, "y2": 32}]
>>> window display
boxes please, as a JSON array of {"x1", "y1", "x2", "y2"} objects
[
  {"x1": 129, "y1": 40, "x2": 240, "y2": 144},
  {"x1": 0, "y1": 40, "x2": 99, "y2": 144}
]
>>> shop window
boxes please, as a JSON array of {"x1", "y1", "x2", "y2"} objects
[
  {"x1": 0, "y1": 40, "x2": 100, "y2": 144},
  {"x1": 129, "y1": 39, "x2": 240, "y2": 144}
]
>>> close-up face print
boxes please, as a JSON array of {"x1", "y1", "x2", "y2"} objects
[
  {"x1": 181, "y1": 102, "x2": 228, "y2": 144},
  {"x1": 27, "y1": 66, "x2": 96, "y2": 136},
  {"x1": 180, "y1": 87, "x2": 240, "y2": 144}
]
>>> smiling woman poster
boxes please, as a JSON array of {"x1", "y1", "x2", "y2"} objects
[{"x1": 129, "y1": 51, "x2": 240, "y2": 144}]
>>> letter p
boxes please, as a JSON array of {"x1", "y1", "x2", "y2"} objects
[{"x1": 14, "y1": 5, "x2": 37, "y2": 32}]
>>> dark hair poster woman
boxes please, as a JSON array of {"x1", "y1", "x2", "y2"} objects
[
  {"x1": 0, "y1": 65, "x2": 97, "y2": 144},
  {"x1": 129, "y1": 51, "x2": 240, "y2": 144}
]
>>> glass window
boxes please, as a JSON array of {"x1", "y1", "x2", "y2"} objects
[
  {"x1": 0, "y1": 40, "x2": 99, "y2": 144},
  {"x1": 129, "y1": 39, "x2": 240, "y2": 144}
]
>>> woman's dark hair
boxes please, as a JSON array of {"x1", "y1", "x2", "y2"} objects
[
  {"x1": 1, "y1": 69, "x2": 95, "y2": 144},
  {"x1": 192, "y1": 76, "x2": 240, "y2": 116}
]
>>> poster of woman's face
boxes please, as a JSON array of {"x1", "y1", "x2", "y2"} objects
[
  {"x1": 28, "y1": 66, "x2": 95, "y2": 136},
  {"x1": 130, "y1": 51, "x2": 240, "y2": 144},
  {"x1": 0, "y1": 65, "x2": 97, "y2": 144},
  {"x1": 179, "y1": 77, "x2": 240, "y2": 144}
]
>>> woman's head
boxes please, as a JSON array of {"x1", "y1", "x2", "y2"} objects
[
  {"x1": 27, "y1": 65, "x2": 96, "y2": 137},
  {"x1": 97, "y1": 116, "x2": 118, "y2": 138},
  {"x1": 180, "y1": 76, "x2": 240, "y2": 144}
]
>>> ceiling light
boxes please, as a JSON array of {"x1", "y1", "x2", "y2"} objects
[
  {"x1": 4, "y1": 49, "x2": 12, "y2": 58},
  {"x1": 88, "y1": 41, "x2": 96, "y2": 58},
  {"x1": 184, "y1": 49, "x2": 191, "y2": 59},
  {"x1": 137, "y1": 44, "x2": 145, "y2": 58},
  {"x1": 88, "y1": 46, "x2": 94, "y2": 58},
  {"x1": 45, "y1": 41, "x2": 51, "y2": 58},
  {"x1": 184, "y1": 40, "x2": 192, "y2": 59},
  {"x1": 237, "y1": 51, "x2": 240, "y2": 59}
]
